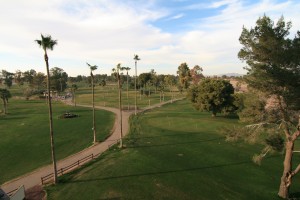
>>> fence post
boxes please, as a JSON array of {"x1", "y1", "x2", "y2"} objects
[
  {"x1": 92, "y1": 153, "x2": 94, "y2": 159},
  {"x1": 78, "y1": 160, "x2": 80, "y2": 166},
  {"x1": 41, "y1": 177, "x2": 43, "y2": 185}
]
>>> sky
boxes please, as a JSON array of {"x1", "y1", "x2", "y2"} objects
[{"x1": 0, "y1": 0, "x2": 300, "y2": 77}]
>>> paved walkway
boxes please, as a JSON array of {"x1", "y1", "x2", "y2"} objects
[{"x1": 1, "y1": 98, "x2": 184, "y2": 194}]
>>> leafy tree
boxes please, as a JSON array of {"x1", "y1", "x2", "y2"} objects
[
  {"x1": 0, "y1": 70, "x2": 14, "y2": 88},
  {"x1": 23, "y1": 69, "x2": 37, "y2": 86},
  {"x1": 0, "y1": 88, "x2": 11, "y2": 114},
  {"x1": 188, "y1": 78, "x2": 235, "y2": 117},
  {"x1": 190, "y1": 65, "x2": 204, "y2": 85},
  {"x1": 138, "y1": 73, "x2": 152, "y2": 89},
  {"x1": 35, "y1": 34, "x2": 58, "y2": 184},
  {"x1": 164, "y1": 75, "x2": 176, "y2": 102},
  {"x1": 50, "y1": 67, "x2": 68, "y2": 92},
  {"x1": 177, "y1": 62, "x2": 191, "y2": 90},
  {"x1": 32, "y1": 72, "x2": 46, "y2": 90},
  {"x1": 87, "y1": 63, "x2": 98, "y2": 144},
  {"x1": 14, "y1": 70, "x2": 24, "y2": 86},
  {"x1": 237, "y1": 15, "x2": 300, "y2": 198},
  {"x1": 134, "y1": 54, "x2": 140, "y2": 115},
  {"x1": 112, "y1": 63, "x2": 125, "y2": 148}
]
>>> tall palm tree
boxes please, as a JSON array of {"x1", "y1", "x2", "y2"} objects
[
  {"x1": 35, "y1": 34, "x2": 58, "y2": 184},
  {"x1": 87, "y1": 63, "x2": 98, "y2": 144},
  {"x1": 112, "y1": 63, "x2": 125, "y2": 148},
  {"x1": 133, "y1": 54, "x2": 140, "y2": 115},
  {"x1": 124, "y1": 67, "x2": 131, "y2": 110}
]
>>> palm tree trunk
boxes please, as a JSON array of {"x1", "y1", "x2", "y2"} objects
[
  {"x1": 127, "y1": 71, "x2": 129, "y2": 110},
  {"x1": 134, "y1": 61, "x2": 137, "y2": 115},
  {"x1": 44, "y1": 51, "x2": 58, "y2": 184},
  {"x1": 92, "y1": 77, "x2": 96, "y2": 144},
  {"x1": 118, "y1": 77, "x2": 123, "y2": 148}
]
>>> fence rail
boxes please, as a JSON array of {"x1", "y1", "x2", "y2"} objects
[
  {"x1": 41, "y1": 153, "x2": 97, "y2": 185},
  {"x1": 6, "y1": 187, "x2": 18, "y2": 196}
]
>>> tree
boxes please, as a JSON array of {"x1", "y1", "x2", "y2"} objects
[
  {"x1": 35, "y1": 34, "x2": 58, "y2": 184},
  {"x1": 177, "y1": 62, "x2": 191, "y2": 90},
  {"x1": 50, "y1": 67, "x2": 68, "y2": 92},
  {"x1": 0, "y1": 88, "x2": 11, "y2": 115},
  {"x1": 188, "y1": 78, "x2": 235, "y2": 117},
  {"x1": 237, "y1": 15, "x2": 300, "y2": 198},
  {"x1": 190, "y1": 65, "x2": 204, "y2": 85},
  {"x1": 23, "y1": 69, "x2": 36, "y2": 87},
  {"x1": 164, "y1": 75, "x2": 176, "y2": 102},
  {"x1": 32, "y1": 72, "x2": 46, "y2": 90},
  {"x1": 71, "y1": 84, "x2": 78, "y2": 107},
  {"x1": 14, "y1": 70, "x2": 24, "y2": 86},
  {"x1": 134, "y1": 54, "x2": 140, "y2": 115},
  {"x1": 123, "y1": 67, "x2": 131, "y2": 105},
  {"x1": 0, "y1": 70, "x2": 14, "y2": 88},
  {"x1": 87, "y1": 63, "x2": 98, "y2": 144},
  {"x1": 112, "y1": 63, "x2": 125, "y2": 148}
]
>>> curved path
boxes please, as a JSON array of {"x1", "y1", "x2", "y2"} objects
[{"x1": 1, "y1": 98, "x2": 184, "y2": 194}]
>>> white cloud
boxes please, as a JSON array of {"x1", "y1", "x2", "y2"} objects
[{"x1": 0, "y1": 0, "x2": 299, "y2": 76}]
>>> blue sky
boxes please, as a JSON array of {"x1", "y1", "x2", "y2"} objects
[{"x1": 0, "y1": 0, "x2": 299, "y2": 76}]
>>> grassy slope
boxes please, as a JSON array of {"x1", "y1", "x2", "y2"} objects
[
  {"x1": 46, "y1": 100, "x2": 300, "y2": 200},
  {"x1": 0, "y1": 99, "x2": 114, "y2": 184}
]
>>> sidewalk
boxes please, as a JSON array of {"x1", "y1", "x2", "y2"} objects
[{"x1": 1, "y1": 98, "x2": 184, "y2": 194}]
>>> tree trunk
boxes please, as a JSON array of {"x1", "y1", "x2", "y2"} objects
[
  {"x1": 134, "y1": 61, "x2": 137, "y2": 115},
  {"x1": 92, "y1": 77, "x2": 96, "y2": 144},
  {"x1": 44, "y1": 51, "x2": 58, "y2": 184},
  {"x1": 118, "y1": 77, "x2": 123, "y2": 148},
  {"x1": 278, "y1": 140, "x2": 294, "y2": 198},
  {"x1": 73, "y1": 91, "x2": 76, "y2": 107}
]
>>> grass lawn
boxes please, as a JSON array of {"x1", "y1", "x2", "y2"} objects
[
  {"x1": 75, "y1": 85, "x2": 185, "y2": 109},
  {"x1": 46, "y1": 100, "x2": 300, "y2": 199},
  {"x1": 0, "y1": 99, "x2": 114, "y2": 184}
]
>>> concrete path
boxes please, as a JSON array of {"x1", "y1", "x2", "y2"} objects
[{"x1": 1, "y1": 98, "x2": 183, "y2": 194}]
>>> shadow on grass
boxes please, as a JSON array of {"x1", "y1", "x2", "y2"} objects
[
  {"x1": 61, "y1": 160, "x2": 252, "y2": 184},
  {"x1": 126, "y1": 137, "x2": 225, "y2": 148},
  {"x1": 289, "y1": 192, "x2": 300, "y2": 199}
]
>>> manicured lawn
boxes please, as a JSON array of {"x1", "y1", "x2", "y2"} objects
[
  {"x1": 0, "y1": 99, "x2": 114, "y2": 184},
  {"x1": 75, "y1": 84, "x2": 185, "y2": 109},
  {"x1": 46, "y1": 100, "x2": 300, "y2": 199}
]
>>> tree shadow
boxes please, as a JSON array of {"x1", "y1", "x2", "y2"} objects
[
  {"x1": 126, "y1": 137, "x2": 224, "y2": 149},
  {"x1": 62, "y1": 160, "x2": 252, "y2": 184},
  {"x1": 288, "y1": 192, "x2": 300, "y2": 199}
]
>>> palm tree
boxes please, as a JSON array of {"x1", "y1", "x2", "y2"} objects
[
  {"x1": 35, "y1": 34, "x2": 58, "y2": 184},
  {"x1": 124, "y1": 67, "x2": 131, "y2": 110},
  {"x1": 0, "y1": 88, "x2": 11, "y2": 115},
  {"x1": 87, "y1": 63, "x2": 98, "y2": 144},
  {"x1": 112, "y1": 63, "x2": 125, "y2": 148},
  {"x1": 71, "y1": 84, "x2": 78, "y2": 107},
  {"x1": 133, "y1": 54, "x2": 140, "y2": 115}
]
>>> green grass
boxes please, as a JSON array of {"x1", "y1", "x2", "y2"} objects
[
  {"x1": 46, "y1": 100, "x2": 300, "y2": 199},
  {"x1": 75, "y1": 85, "x2": 185, "y2": 109},
  {"x1": 0, "y1": 99, "x2": 114, "y2": 184}
]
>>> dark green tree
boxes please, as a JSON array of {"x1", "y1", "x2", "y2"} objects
[
  {"x1": 188, "y1": 78, "x2": 235, "y2": 117},
  {"x1": 0, "y1": 88, "x2": 11, "y2": 114},
  {"x1": 238, "y1": 15, "x2": 300, "y2": 198},
  {"x1": 50, "y1": 67, "x2": 68, "y2": 92},
  {"x1": 0, "y1": 70, "x2": 14, "y2": 88},
  {"x1": 35, "y1": 34, "x2": 58, "y2": 184}
]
